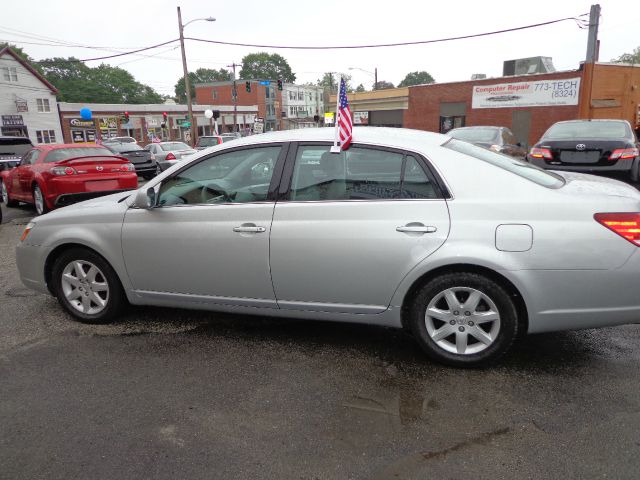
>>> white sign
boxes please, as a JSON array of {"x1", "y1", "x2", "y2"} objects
[
  {"x1": 472, "y1": 77, "x2": 581, "y2": 109},
  {"x1": 324, "y1": 112, "x2": 335, "y2": 125},
  {"x1": 353, "y1": 111, "x2": 369, "y2": 125},
  {"x1": 253, "y1": 122, "x2": 264, "y2": 134}
]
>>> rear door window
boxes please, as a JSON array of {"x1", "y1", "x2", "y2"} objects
[{"x1": 288, "y1": 145, "x2": 441, "y2": 201}]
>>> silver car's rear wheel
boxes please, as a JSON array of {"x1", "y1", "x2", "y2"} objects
[
  {"x1": 61, "y1": 260, "x2": 110, "y2": 315},
  {"x1": 409, "y1": 272, "x2": 519, "y2": 367},
  {"x1": 425, "y1": 287, "x2": 501, "y2": 355},
  {"x1": 51, "y1": 248, "x2": 125, "y2": 324}
]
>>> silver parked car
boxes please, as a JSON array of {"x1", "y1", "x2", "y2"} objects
[
  {"x1": 144, "y1": 141, "x2": 197, "y2": 171},
  {"x1": 15, "y1": 127, "x2": 640, "y2": 367}
]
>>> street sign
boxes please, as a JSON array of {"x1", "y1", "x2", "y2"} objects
[{"x1": 259, "y1": 81, "x2": 271, "y2": 86}]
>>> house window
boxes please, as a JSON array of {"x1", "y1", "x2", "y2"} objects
[
  {"x1": 2, "y1": 66, "x2": 18, "y2": 81},
  {"x1": 439, "y1": 115, "x2": 465, "y2": 134},
  {"x1": 36, "y1": 130, "x2": 56, "y2": 144},
  {"x1": 36, "y1": 98, "x2": 51, "y2": 113}
]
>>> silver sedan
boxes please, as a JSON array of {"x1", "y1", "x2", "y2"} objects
[
  {"x1": 144, "y1": 141, "x2": 197, "y2": 171},
  {"x1": 15, "y1": 127, "x2": 640, "y2": 367}
]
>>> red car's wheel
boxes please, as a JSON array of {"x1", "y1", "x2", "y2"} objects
[
  {"x1": 1, "y1": 179, "x2": 19, "y2": 207},
  {"x1": 33, "y1": 184, "x2": 49, "y2": 215}
]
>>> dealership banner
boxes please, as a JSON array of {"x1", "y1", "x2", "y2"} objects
[{"x1": 472, "y1": 77, "x2": 581, "y2": 109}]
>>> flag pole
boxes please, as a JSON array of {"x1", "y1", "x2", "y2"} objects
[{"x1": 331, "y1": 75, "x2": 342, "y2": 153}]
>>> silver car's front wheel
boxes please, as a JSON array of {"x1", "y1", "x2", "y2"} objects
[
  {"x1": 61, "y1": 260, "x2": 110, "y2": 315},
  {"x1": 425, "y1": 287, "x2": 501, "y2": 355},
  {"x1": 51, "y1": 248, "x2": 125, "y2": 324},
  {"x1": 409, "y1": 272, "x2": 519, "y2": 367}
]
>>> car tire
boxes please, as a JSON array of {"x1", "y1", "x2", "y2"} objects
[
  {"x1": 51, "y1": 248, "x2": 126, "y2": 324},
  {"x1": 33, "y1": 184, "x2": 49, "y2": 215},
  {"x1": 408, "y1": 272, "x2": 519, "y2": 368},
  {"x1": 1, "y1": 180, "x2": 19, "y2": 207}
]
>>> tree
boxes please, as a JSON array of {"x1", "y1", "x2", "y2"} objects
[
  {"x1": 239, "y1": 52, "x2": 296, "y2": 82},
  {"x1": 612, "y1": 46, "x2": 640, "y2": 64},
  {"x1": 39, "y1": 58, "x2": 163, "y2": 103},
  {"x1": 174, "y1": 68, "x2": 232, "y2": 103},
  {"x1": 316, "y1": 72, "x2": 352, "y2": 93},
  {"x1": 398, "y1": 71, "x2": 435, "y2": 87},
  {"x1": 374, "y1": 80, "x2": 395, "y2": 90},
  {"x1": 355, "y1": 84, "x2": 366, "y2": 92}
]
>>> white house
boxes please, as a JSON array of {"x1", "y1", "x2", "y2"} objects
[
  {"x1": 0, "y1": 46, "x2": 63, "y2": 145},
  {"x1": 281, "y1": 83, "x2": 325, "y2": 129}
]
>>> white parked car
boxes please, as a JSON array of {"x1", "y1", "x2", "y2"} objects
[{"x1": 15, "y1": 127, "x2": 640, "y2": 366}]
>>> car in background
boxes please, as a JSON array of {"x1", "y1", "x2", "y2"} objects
[
  {"x1": 103, "y1": 136, "x2": 137, "y2": 144},
  {"x1": 195, "y1": 134, "x2": 240, "y2": 150},
  {"x1": 14, "y1": 127, "x2": 640, "y2": 367},
  {"x1": 103, "y1": 142, "x2": 160, "y2": 179},
  {"x1": 0, "y1": 143, "x2": 138, "y2": 215},
  {"x1": 144, "y1": 141, "x2": 197, "y2": 171},
  {"x1": 527, "y1": 119, "x2": 640, "y2": 181},
  {"x1": 0, "y1": 136, "x2": 33, "y2": 171},
  {"x1": 446, "y1": 126, "x2": 527, "y2": 158}
]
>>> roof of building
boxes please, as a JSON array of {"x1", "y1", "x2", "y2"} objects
[
  {"x1": 0, "y1": 46, "x2": 58, "y2": 94},
  {"x1": 57, "y1": 102, "x2": 258, "y2": 113}
]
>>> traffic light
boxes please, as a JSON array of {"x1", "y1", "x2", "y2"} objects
[
  {"x1": 212, "y1": 110, "x2": 220, "y2": 120},
  {"x1": 277, "y1": 79, "x2": 283, "y2": 91},
  {"x1": 245, "y1": 81, "x2": 251, "y2": 93},
  {"x1": 123, "y1": 111, "x2": 130, "y2": 123},
  {"x1": 161, "y1": 112, "x2": 168, "y2": 129}
]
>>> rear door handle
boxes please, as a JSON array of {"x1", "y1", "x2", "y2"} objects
[
  {"x1": 396, "y1": 225, "x2": 437, "y2": 233},
  {"x1": 233, "y1": 225, "x2": 266, "y2": 233}
]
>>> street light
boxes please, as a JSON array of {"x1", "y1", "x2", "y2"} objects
[
  {"x1": 348, "y1": 66, "x2": 378, "y2": 90},
  {"x1": 177, "y1": 7, "x2": 215, "y2": 146}
]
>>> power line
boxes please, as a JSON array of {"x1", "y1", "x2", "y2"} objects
[
  {"x1": 34, "y1": 39, "x2": 180, "y2": 63},
  {"x1": 185, "y1": 14, "x2": 589, "y2": 50}
]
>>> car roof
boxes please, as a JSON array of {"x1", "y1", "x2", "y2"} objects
[
  {"x1": 449, "y1": 126, "x2": 503, "y2": 131},
  {"x1": 552, "y1": 119, "x2": 630, "y2": 125},
  {"x1": 217, "y1": 127, "x2": 450, "y2": 151}
]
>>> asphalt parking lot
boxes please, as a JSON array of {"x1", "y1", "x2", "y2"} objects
[{"x1": 2, "y1": 200, "x2": 640, "y2": 479}]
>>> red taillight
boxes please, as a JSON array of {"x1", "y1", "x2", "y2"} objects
[
  {"x1": 529, "y1": 147, "x2": 553, "y2": 160},
  {"x1": 595, "y1": 213, "x2": 640, "y2": 246},
  {"x1": 165, "y1": 152, "x2": 176, "y2": 160},
  {"x1": 608, "y1": 148, "x2": 639, "y2": 161},
  {"x1": 51, "y1": 166, "x2": 77, "y2": 175},
  {"x1": 120, "y1": 163, "x2": 135, "y2": 172}
]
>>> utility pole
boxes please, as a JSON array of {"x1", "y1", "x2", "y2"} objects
[
  {"x1": 227, "y1": 62, "x2": 241, "y2": 134},
  {"x1": 177, "y1": 6, "x2": 197, "y2": 146},
  {"x1": 581, "y1": 4, "x2": 601, "y2": 120},
  {"x1": 374, "y1": 68, "x2": 378, "y2": 90}
]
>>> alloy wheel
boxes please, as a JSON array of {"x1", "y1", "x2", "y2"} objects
[
  {"x1": 33, "y1": 186, "x2": 44, "y2": 215},
  {"x1": 60, "y1": 260, "x2": 110, "y2": 315},
  {"x1": 1, "y1": 182, "x2": 8, "y2": 204},
  {"x1": 424, "y1": 287, "x2": 501, "y2": 355}
]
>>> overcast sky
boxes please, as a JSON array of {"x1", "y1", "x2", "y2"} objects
[{"x1": 1, "y1": 0, "x2": 637, "y2": 98}]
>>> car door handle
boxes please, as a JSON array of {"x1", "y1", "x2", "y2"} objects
[
  {"x1": 233, "y1": 225, "x2": 266, "y2": 233},
  {"x1": 396, "y1": 225, "x2": 437, "y2": 233}
]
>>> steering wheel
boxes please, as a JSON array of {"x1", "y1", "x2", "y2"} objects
[{"x1": 200, "y1": 184, "x2": 232, "y2": 204}]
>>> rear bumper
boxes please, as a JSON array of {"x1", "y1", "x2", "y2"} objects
[
  {"x1": 520, "y1": 249, "x2": 640, "y2": 333},
  {"x1": 45, "y1": 174, "x2": 138, "y2": 208},
  {"x1": 529, "y1": 157, "x2": 634, "y2": 174},
  {"x1": 54, "y1": 188, "x2": 135, "y2": 207}
]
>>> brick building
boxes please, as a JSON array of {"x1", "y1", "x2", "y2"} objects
[
  {"x1": 330, "y1": 62, "x2": 640, "y2": 148},
  {"x1": 195, "y1": 80, "x2": 282, "y2": 132}
]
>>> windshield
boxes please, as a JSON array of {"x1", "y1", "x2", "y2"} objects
[
  {"x1": 197, "y1": 137, "x2": 220, "y2": 147},
  {"x1": 107, "y1": 143, "x2": 144, "y2": 153},
  {"x1": 544, "y1": 121, "x2": 630, "y2": 140},
  {"x1": 444, "y1": 139, "x2": 565, "y2": 189},
  {"x1": 0, "y1": 138, "x2": 33, "y2": 156},
  {"x1": 45, "y1": 147, "x2": 114, "y2": 163},
  {"x1": 161, "y1": 142, "x2": 191, "y2": 152},
  {"x1": 448, "y1": 128, "x2": 499, "y2": 143}
]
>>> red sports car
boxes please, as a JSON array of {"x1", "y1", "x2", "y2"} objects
[{"x1": 0, "y1": 143, "x2": 138, "y2": 215}]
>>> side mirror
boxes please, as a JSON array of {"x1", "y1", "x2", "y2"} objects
[{"x1": 134, "y1": 187, "x2": 156, "y2": 209}]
